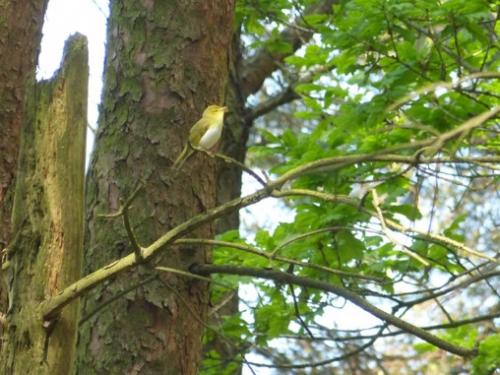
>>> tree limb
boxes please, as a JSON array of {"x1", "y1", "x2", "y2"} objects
[
  {"x1": 176, "y1": 237, "x2": 382, "y2": 281},
  {"x1": 191, "y1": 264, "x2": 477, "y2": 358},
  {"x1": 39, "y1": 111, "x2": 498, "y2": 321},
  {"x1": 245, "y1": 86, "x2": 299, "y2": 122}
]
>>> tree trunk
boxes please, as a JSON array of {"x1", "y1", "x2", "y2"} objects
[
  {"x1": 0, "y1": 34, "x2": 87, "y2": 374},
  {"x1": 76, "y1": 1, "x2": 234, "y2": 374},
  {"x1": 0, "y1": 0, "x2": 48, "y2": 318}
]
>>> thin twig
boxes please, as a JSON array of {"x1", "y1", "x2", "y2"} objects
[
  {"x1": 96, "y1": 182, "x2": 145, "y2": 260},
  {"x1": 123, "y1": 204, "x2": 143, "y2": 262},
  {"x1": 155, "y1": 266, "x2": 232, "y2": 289},
  {"x1": 79, "y1": 274, "x2": 158, "y2": 326},
  {"x1": 176, "y1": 238, "x2": 381, "y2": 281},
  {"x1": 388, "y1": 72, "x2": 500, "y2": 111},
  {"x1": 270, "y1": 226, "x2": 341, "y2": 258},
  {"x1": 289, "y1": 282, "x2": 315, "y2": 339},
  {"x1": 194, "y1": 146, "x2": 267, "y2": 187},
  {"x1": 192, "y1": 264, "x2": 476, "y2": 358},
  {"x1": 371, "y1": 189, "x2": 430, "y2": 266}
]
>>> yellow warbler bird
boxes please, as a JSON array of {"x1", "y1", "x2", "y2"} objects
[{"x1": 172, "y1": 105, "x2": 229, "y2": 170}]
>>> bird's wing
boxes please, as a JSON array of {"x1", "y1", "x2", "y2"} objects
[{"x1": 188, "y1": 117, "x2": 211, "y2": 146}]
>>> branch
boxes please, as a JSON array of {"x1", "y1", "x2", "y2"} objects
[
  {"x1": 401, "y1": 270, "x2": 500, "y2": 308},
  {"x1": 191, "y1": 264, "x2": 476, "y2": 358},
  {"x1": 274, "y1": 188, "x2": 498, "y2": 264},
  {"x1": 155, "y1": 266, "x2": 231, "y2": 289},
  {"x1": 289, "y1": 282, "x2": 316, "y2": 339},
  {"x1": 282, "y1": 311, "x2": 500, "y2": 342},
  {"x1": 388, "y1": 72, "x2": 500, "y2": 111},
  {"x1": 39, "y1": 184, "x2": 273, "y2": 320},
  {"x1": 194, "y1": 146, "x2": 267, "y2": 186},
  {"x1": 271, "y1": 110, "x2": 499, "y2": 184},
  {"x1": 39, "y1": 111, "x2": 498, "y2": 320},
  {"x1": 371, "y1": 189, "x2": 430, "y2": 266},
  {"x1": 393, "y1": 261, "x2": 496, "y2": 297},
  {"x1": 239, "y1": 325, "x2": 387, "y2": 369},
  {"x1": 244, "y1": 65, "x2": 339, "y2": 122},
  {"x1": 239, "y1": 0, "x2": 337, "y2": 98},
  {"x1": 176, "y1": 237, "x2": 382, "y2": 281},
  {"x1": 98, "y1": 181, "x2": 144, "y2": 261},
  {"x1": 245, "y1": 86, "x2": 299, "y2": 122}
]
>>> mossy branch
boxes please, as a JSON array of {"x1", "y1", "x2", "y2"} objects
[
  {"x1": 39, "y1": 108, "x2": 499, "y2": 322},
  {"x1": 98, "y1": 181, "x2": 144, "y2": 261}
]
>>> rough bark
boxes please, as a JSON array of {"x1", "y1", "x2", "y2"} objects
[
  {"x1": 0, "y1": 0, "x2": 48, "y2": 249},
  {"x1": 0, "y1": 0, "x2": 49, "y2": 320},
  {"x1": 0, "y1": 34, "x2": 87, "y2": 374},
  {"x1": 76, "y1": 1, "x2": 234, "y2": 374}
]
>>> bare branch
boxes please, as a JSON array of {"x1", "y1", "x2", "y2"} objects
[
  {"x1": 98, "y1": 182, "x2": 145, "y2": 261},
  {"x1": 191, "y1": 264, "x2": 477, "y2": 358},
  {"x1": 194, "y1": 146, "x2": 267, "y2": 186},
  {"x1": 281, "y1": 311, "x2": 500, "y2": 342},
  {"x1": 371, "y1": 189, "x2": 430, "y2": 266},
  {"x1": 289, "y1": 282, "x2": 316, "y2": 339},
  {"x1": 176, "y1": 237, "x2": 381, "y2": 281},
  {"x1": 245, "y1": 86, "x2": 299, "y2": 122},
  {"x1": 389, "y1": 72, "x2": 500, "y2": 111},
  {"x1": 155, "y1": 266, "x2": 231, "y2": 289},
  {"x1": 240, "y1": 325, "x2": 388, "y2": 369}
]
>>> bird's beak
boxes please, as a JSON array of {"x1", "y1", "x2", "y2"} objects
[{"x1": 222, "y1": 106, "x2": 229, "y2": 113}]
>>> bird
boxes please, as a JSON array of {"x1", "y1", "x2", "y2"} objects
[{"x1": 172, "y1": 104, "x2": 229, "y2": 170}]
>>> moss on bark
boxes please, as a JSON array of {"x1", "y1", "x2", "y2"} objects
[
  {"x1": 1, "y1": 34, "x2": 87, "y2": 374},
  {"x1": 77, "y1": 1, "x2": 235, "y2": 374}
]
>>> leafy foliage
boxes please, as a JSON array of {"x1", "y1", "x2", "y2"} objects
[
  {"x1": 203, "y1": 0, "x2": 498, "y2": 373},
  {"x1": 472, "y1": 334, "x2": 500, "y2": 375}
]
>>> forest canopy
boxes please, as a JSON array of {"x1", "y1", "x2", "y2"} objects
[
  {"x1": 203, "y1": 0, "x2": 499, "y2": 373},
  {"x1": 0, "y1": 0, "x2": 498, "y2": 374}
]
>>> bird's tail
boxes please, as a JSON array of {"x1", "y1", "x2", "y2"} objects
[{"x1": 172, "y1": 144, "x2": 194, "y2": 170}]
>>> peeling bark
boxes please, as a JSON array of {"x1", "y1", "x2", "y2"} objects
[{"x1": 0, "y1": 34, "x2": 87, "y2": 374}]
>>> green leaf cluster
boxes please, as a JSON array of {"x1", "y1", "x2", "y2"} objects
[{"x1": 207, "y1": 0, "x2": 499, "y2": 372}]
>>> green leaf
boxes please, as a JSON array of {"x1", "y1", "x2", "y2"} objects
[
  {"x1": 413, "y1": 342, "x2": 436, "y2": 354},
  {"x1": 387, "y1": 204, "x2": 422, "y2": 221},
  {"x1": 472, "y1": 334, "x2": 500, "y2": 375},
  {"x1": 255, "y1": 229, "x2": 274, "y2": 250},
  {"x1": 336, "y1": 230, "x2": 364, "y2": 262}
]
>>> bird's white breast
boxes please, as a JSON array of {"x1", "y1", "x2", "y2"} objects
[{"x1": 199, "y1": 123, "x2": 222, "y2": 149}]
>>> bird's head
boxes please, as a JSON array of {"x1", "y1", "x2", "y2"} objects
[{"x1": 202, "y1": 105, "x2": 229, "y2": 118}]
